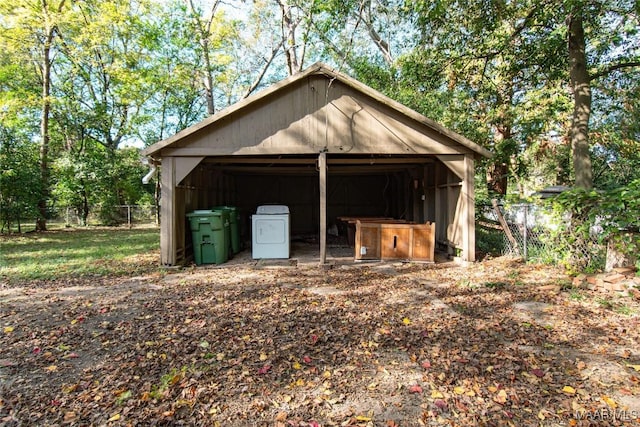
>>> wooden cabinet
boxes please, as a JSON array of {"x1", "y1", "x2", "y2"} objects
[{"x1": 355, "y1": 220, "x2": 435, "y2": 262}]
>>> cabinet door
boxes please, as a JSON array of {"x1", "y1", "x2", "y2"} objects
[
  {"x1": 355, "y1": 222, "x2": 380, "y2": 260},
  {"x1": 411, "y1": 223, "x2": 435, "y2": 262},
  {"x1": 381, "y1": 226, "x2": 411, "y2": 259}
]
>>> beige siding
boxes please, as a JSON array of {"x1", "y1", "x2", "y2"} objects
[{"x1": 161, "y1": 76, "x2": 471, "y2": 158}]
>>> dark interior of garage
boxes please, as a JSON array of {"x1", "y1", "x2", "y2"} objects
[{"x1": 188, "y1": 155, "x2": 433, "y2": 249}]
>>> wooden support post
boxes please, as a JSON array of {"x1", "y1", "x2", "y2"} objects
[
  {"x1": 319, "y1": 152, "x2": 327, "y2": 264},
  {"x1": 462, "y1": 154, "x2": 476, "y2": 262},
  {"x1": 160, "y1": 157, "x2": 177, "y2": 265}
]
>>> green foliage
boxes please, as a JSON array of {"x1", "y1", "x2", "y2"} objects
[
  {"x1": 52, "y1": 144, "x2": 151, "y2": 226},
  {"x1": 544, "y1": 180, "x2": 640, "y2": 272},
  {"x1": 0, "y1": 125, "x2": 41, "y2": 232},
  {"x1": 591, "y1": 129, "x2": 640, "y2": 190},
  {"x1": 1, "y1": 0, "x2": 213, "y2": 227},
  {"x1": 400, "y1": 0, "x2": 571, "y2": 196},
  {"x1": 476, "y1": 226, "x2": 505, "y2": 257},
  {"x1": 349, "y1": 58, "x2": 392, "y2": 89}
]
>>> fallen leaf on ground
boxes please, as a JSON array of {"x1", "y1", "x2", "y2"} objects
[
  {"x1": 601, "y1": 395, "x2": 617, "y2": 408},
  {"x1": 258, "y1": 365, "x2": 271, "y2": 374},
  {"x1": 494, "y1": 389, "x2": 508, "y2": 403},
  {"x1": 409, "y1": 384, "x2": 422, "y2": 394}
]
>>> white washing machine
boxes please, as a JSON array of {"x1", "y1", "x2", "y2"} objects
[{"x1": 252, "y1": 205, "x2": 290, "y2": 259}]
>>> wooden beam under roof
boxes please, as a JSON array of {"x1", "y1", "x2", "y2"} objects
[
  {"x1": 203, "y1": 156, "x2": 435, "y2": 165},
  {"x1": 211, "y1": 165, "x2": 423, "y2": 175}
]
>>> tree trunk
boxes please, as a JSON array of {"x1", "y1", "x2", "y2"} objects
[
  {"x1": 36, "y1": 10, "x2": 55, "y2": 232},
  {"x1": 486, "y1": 162, "x2": 508, "y2": 195},
  {"x1": 81, "y1": 187, "x2": 89, "y2": 226},
  {"x1": 279, "y1": 0, "x2": 299, "y2": 75},
  {"x1": 567, "y1": 12, "x2": 593, "y2": 190},
  {"x1": 201, "y1": 39, "x2": 215, "y2": 115},
  {"x1": 361, "y1": 1, "x2": 393, "y2": 66},
  {"x1": 486, "y1": 120, "x2": 512, "y2": 196},
  {"x1": 186, "y1": 0, "x2": 219, "y2": 116}
]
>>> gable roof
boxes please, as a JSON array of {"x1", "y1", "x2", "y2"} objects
[{"x1": 141, "y1": 62, "x2": 492, "y2": 159}]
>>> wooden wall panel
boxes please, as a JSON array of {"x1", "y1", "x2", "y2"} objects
[{"x1": 161, "y1": 76, "x2": 472, "y2": 157}]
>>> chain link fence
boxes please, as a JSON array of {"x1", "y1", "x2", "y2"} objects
[
  {"x1": 479, "y1": 202, "x2": 607, "y2": 271},
  {"x1": 57, "y1": 205, "x2": 158, "y2": 227},
  {"x1": 2, "y1": 205, "x2": 158, "y2": 232}
]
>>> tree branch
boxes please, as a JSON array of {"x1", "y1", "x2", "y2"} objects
[
  {"x1": 590, "y1": 61, "x2": 640, "y2": 81},
  {"x1": 243, "y1": 39, "x2": 285, "y2": 98},
  {"x1": 359, "y1": 0, "x2": 393, "y2": 65}
]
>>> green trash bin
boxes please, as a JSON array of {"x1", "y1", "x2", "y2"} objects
[
  {"x1": 212, "y1": 207, "x2": 231, "y2": 260},
  {"x1": 186, "y1": 210, "x2": 227, "y2": 265},
  {"x1": 213, "y1": 206, "x2": 240, "y2": 254}
]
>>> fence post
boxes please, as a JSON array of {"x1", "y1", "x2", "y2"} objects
[
  {"x1": 523, "y1": 204, "x2": 528, "y2": 262},
  {"x1": 127, "y1": 205, "x2": 132, "y2": 228}
]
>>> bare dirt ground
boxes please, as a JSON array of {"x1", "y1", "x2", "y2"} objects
[{"x1": 1, "y1": 253, "x2": 639, "y2": 426}]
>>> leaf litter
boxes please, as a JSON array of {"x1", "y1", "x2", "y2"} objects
[{"x1": 0, "y1": 257, "x2": 639, "y2": 426}]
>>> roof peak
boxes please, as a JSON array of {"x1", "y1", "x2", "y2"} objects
[{"x1": 141, "y1": 63, "x2": 491, "y2": 159}]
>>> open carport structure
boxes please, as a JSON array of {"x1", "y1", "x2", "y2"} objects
[{"x1": 141, "y1": 62, "x2": 492, "y2": 266}]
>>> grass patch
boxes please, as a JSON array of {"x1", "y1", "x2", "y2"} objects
[
  {"x1": 569, "y1": 289, "x2": 585, "y2": 301},
  {"x1": 616, "y1": 305, "x2": 634, "y2": 316},
  {"x1": 596, "y1": 297, "x2": 614, "y2": 309},
  {"x1": 0, "y1": 226, "x2": 160, "y2": 283},
  {"x1": 484, "y1": 281, "x2": 508, "y2": 289}
]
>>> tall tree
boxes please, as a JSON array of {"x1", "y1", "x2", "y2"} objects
[
  {"x1": 565, "y1": 1, "x2": 640, "y2": 189},
  {"x1": 186, "y1": 0, "x2": 221, "y2": 115},
  {"x1": 141, "y1": 1, "x2": 209, "y2": 141},
  {"x1": 399, "y1": 0, "x2": 568, "y2": 196},
  {"x1": 567, "y1": 10, "x2": 592, "y2": 189},
  {"x1": 52, "y1": 0, "x2": 162, "y2": 222},
  {"x1": 1, "y1": 0, "x2": 68, "y2": 230},
  {"x1": 37, "y1": 0, "x2": 68, "y2": 231},
  {"x1": 402, "y1": 0, "x2": 640, "y2": 193},
  {"x1": 278, "y1": 0, "x2": 302, "y2": 74}
]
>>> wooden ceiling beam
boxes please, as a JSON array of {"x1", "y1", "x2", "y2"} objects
[{"x1": 202, "y1": 156, "x2": 434, "y2": 165}]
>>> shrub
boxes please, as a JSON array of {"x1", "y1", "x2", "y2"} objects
[{"x1": 545, "y1": 179, "x2": 640, "y2": 273}]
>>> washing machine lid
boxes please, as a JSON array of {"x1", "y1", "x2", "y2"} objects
[{"x1": 256, "y1": 205, "x2": 289, "y2": 215}]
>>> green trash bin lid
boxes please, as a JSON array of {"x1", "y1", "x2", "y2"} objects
[
  {"x1": 188, "y1": 209, "x2": 214, "y2": 215},
  {"x1": 187, "y1": 210, "x2": 223, "y2": 231}
]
